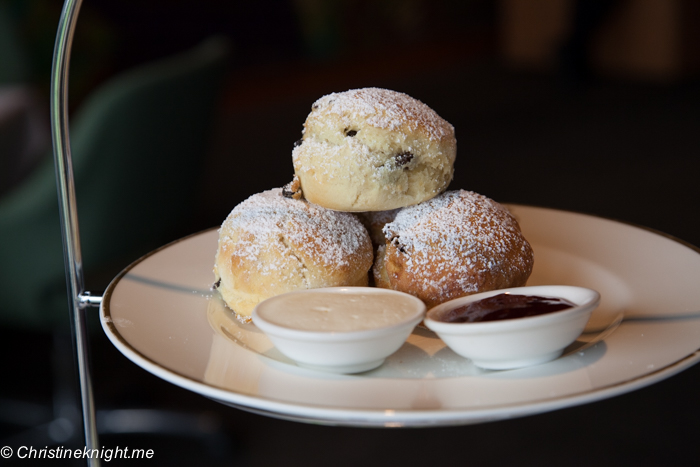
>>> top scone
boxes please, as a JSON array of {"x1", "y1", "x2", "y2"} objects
[{"x1": 292, "y1": 88, "x2": 456, "y2": 211}]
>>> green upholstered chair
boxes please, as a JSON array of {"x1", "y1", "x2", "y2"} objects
[
  {"x1": 0, "y1": 36, "x2": 231, "y2": 450},
  {"x1": 0, "y1": 36, "x2": 229, "y2": 330}
]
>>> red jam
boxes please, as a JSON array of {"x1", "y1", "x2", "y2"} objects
[{"x1": 440, "y1": 293, "x2": 575, "y2": 323}]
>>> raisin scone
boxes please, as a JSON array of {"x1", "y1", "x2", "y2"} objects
[
  {"x1": 373, "y1": 190, "x2": 534, "y2": 308},
  {"x1": 292, "y1": 88, "x2": 456, "y2": 211},
  {"x1": 214, "y1": 188, "x2": 373, "y2": 322}
]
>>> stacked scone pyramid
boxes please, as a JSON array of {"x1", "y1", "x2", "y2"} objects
[{"x1": 214, "y1": 88, "x2": 534, "y2": 322}]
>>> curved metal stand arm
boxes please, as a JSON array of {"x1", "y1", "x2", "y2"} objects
[{"x1": 50, "y1": 0, "x2": 100, "y2": 464}]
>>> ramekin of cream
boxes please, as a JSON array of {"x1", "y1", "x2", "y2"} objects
[{"x1": 252, "y1": 287, "x2": 426, "y2": 374}]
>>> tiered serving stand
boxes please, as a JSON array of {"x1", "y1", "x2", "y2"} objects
[
  {"x1": 51, "y1": 0, "x2": 100, "y2": 462},
  {"x1": 50, "y1": 2, "x2": 700, "y2": 467}
]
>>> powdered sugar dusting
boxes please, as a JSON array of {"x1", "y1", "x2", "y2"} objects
[
  {"x1": 219, "y1": 188, "x2": 369, "y2": 272},
  {"x1": 381, "y1": 190, "x2": 533, "y2": 302},
  {"x1": 313, "y1": 88, "x2": 453, "y2": 141}
]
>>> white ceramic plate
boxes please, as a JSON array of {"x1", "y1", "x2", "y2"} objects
[{"x1": 100, "y1": 205, "x2": 700, "y2": 427}]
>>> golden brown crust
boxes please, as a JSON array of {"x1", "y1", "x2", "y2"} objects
[
  {"x1": 214, "y1": 188, "x2": 373, "y2": 318},
  {"x1": 373, "y1": 190, "x2": 534, "y2": 308},
  {"x1": 356, "y1": 209, "x2": 400, "y2": 247}
]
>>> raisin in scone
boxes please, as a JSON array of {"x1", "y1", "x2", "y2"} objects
[{"x1": 292, "y1": 88, "x2": 456, "y2": 211}]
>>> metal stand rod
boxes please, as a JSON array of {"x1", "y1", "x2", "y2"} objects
[{"x1": 50, "y1": 0, "x2": 100, "y2": 465}]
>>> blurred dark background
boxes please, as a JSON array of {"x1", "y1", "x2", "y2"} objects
[{"x1": 1, "y1": 0, "x2": 700, "y2": 465}]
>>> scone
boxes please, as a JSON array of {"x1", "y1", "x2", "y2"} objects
[
  {"x1": 292, "y1": 88, "x2": 456, "y2": 211},
  {"x1": 214, "y1": 188, "x2": 373, "y2": 321},
  {"x1": 356, "y1": 209, "x2": 400, "y2": 248},
  {"x1": 373, "y1": 190, "x2": 534, "y2": 308}
]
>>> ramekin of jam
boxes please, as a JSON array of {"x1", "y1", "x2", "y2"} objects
[{"x1": 424, "y1": 286, "x2": 600, "y2": 370}]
